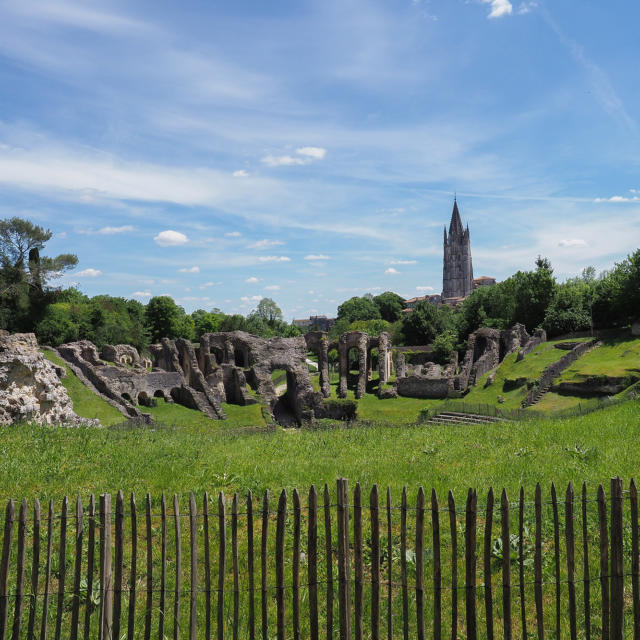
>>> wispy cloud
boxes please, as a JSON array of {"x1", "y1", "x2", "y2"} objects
[
  {"x1": 258, "y1": 256, "x2": 291, "y2": 263},
  {"x1": 264, "y1": 284, "x2": 280, "y2": 291},
  {"x1": 98, "y1": 225, "x2": 134, "y2": 235},
  {"x1": 248, "y1": 239, "x2": 285, "y2": 249},
  {"x1": 483, "y1": 0, "x2": 513, "y2": 19},
  {"x1": 594, "y1": 195, "x2": 640, "y2": 203},
  {"x1": 296, "y1": 146, "x2": 326, "y2": 159},
  {"x1": 261, "y1": 146, "x2": 327, "y2": 167},
  {"x1": 558, "y1": 238, "x2": 587, "y2": 248},
  {"x1": 232, "y1": 170, "x2": 249, "y2": 177},
  {"x1": 75, "y1": 268, "x2": 102, "y2": 277},
  {"x1": 389, "y1": 259, "x2": 417, "y2": 265},
  {"x1": 178, "y1": 265, "x2": 200, "y2": 273},
  {"x1": 304, "y1": 254, "x2": 330, "y2": 261},
  {"x1": 245, "y1": 276, "x2": 259, "y2": 283},
  {"x1": 385, "y1": 267, "x2": 400, "y2": 275}
]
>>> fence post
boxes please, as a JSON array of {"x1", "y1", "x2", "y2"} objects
[
  {"x1": 337, "y1": 478, "x2": 351, "y2": 640},
  {"x1": 100, "y1": 494, "x2": 113, "y2": 640},
  {"x1": 610, "y1": 478, "x2": 624, "y2": 640},
  {"x1": 465, "y1": 489, "x2": 477, "y2": 640}
]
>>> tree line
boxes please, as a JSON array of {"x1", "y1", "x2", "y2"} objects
[{"x1": 1, "y1": 217, "x2": 638, "y2": 359}]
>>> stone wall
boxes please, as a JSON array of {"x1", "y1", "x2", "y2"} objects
[{"x1": 396, "y1": 376, "x2": 452, "y2": 399}]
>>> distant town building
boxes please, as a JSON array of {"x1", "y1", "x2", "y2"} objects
[
  {"x1": 474, "y1": 276, "x2": 497, "y2": 288},
  {"x1": 402, "y1": 294, "x2": 442, "y2": 313},
  {"x1": 293, "y1": 315, "x2": 336, "y2": 331}
]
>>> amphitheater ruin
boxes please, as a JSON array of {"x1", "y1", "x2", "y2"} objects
[{"x1": 37, "y1": 323, "x2": 545, "y2": 426}]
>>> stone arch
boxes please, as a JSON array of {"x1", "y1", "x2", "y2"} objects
[
  {"x1": 121, "y1": 392, "x2": 133, "y2": 403},
  {"x1": 137, "y1": 391, "x2": 155, "y2": 407},
  {"x1": 338, "y1": 331, "x2": 369, "y2": 399}
]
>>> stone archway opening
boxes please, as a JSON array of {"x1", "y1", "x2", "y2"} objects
[{"x1": 273, "y1": 367, "x2": 300, "y2": 427}]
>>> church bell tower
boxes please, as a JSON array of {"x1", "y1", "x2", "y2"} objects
[{"x1": 442, "y1": 198, "x2": 474, "y2": 300}]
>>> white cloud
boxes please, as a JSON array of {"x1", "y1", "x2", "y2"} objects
[
  {"x1": 258, "y1": 256, "x2": 291, "y2": 262},
  {"x1": 558, "y1": 238, "x2": 588, "y2": 248},
  {"x1": 390, "y1": 259, "x2": 417, "y2": 265},
  {"x1": 225, "y1": 231, "x2": 242, "y2": 237},
  {"x1": 261, "y1": 154, "x2": 308, "y2": 167},
  {"x1": 248, "y1": 239, "x2": 285, "y2": 249},
  {"x1": 131, "y1": 290, "x2": 152, "y2": 299},
  {"x1": 56, "y1": 231, "x2": 67, "y2": 239},
  {"x1": 264, "y1": 284, "x2": 281, "y2": 291},
  {"x1": 98, "y1": 225, "x2": 134, "y2": 235},
  {"x1": 594, "y1": 195, "x2": 640, "y2": 203},
  {"x1": 385, "y1": 267, "x2": 400, "y2": 275},
  {"x1": 200, "y1": 281, "x2": 222, "y2": 289},
  {"x1": 178, "y1": 266, "x2": 200, "y2": 273},
  {"x1": 416, "y1": 285, "x2": 435, "y2": 292},
  {"x1": 245, "y1": 276, "x2": 259, "y2": 283},
  {"x1": 232, "y1": 170, "x2": 249, "y2": 177},
  {"x1": 241, "y1": 295, "x2": 262, "y2": 303},
  {"x1": 154, "y1": 230, "x2": 188, "y2": 246},
  {"x1": 296, "y1": 146, "x2": 327, "y2": 159},
  {"x1": 483, "y1": 0, "x2": 513, "y2": 18},
  {"x1": 517, "y1": 2, "x2": 537, "y2": 14},
  {"x1": 261, "y1": 146, "x2": 326, "y2": 168},
  {"x1": 75, "y1": 268, "x2": 102, "y2": 277},
  {"x1": 304, "y1": 254, "x2": 330, "y2": 261}
]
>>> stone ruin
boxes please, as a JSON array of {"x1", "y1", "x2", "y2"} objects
[
  {"x1": 0, "y1": 332, "x2": 92, "y2": 426},
  {"x1": 304, "y1": 330, "x2": 392, "y2": 400},
  {"x1": 0, "y1": 323, "x2": 552, "y2": 427},
  {"x1": 55, "y1": 331, "x2": 326, "y2": 426},
  {"x1": 394, "y1": 324, "x2": 547, "y2": 399}
]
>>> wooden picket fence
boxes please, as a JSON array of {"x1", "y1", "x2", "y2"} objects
[{"x1": 0, "y1": 477, "x2": 638, "y2": 639}]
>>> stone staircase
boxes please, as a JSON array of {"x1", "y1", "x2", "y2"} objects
[
  {"x1": 522, "y1": 339, "x2": 602, "y2": 408},
  {"x1": 423, "y1": 411, "x2": 509, "y2": 426},
  {"x1": 527, "y1": 383, "x2": 551, "y2": 407}
]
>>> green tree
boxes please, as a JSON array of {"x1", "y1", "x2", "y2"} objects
[
  {"x1": 0, "y1": 217, "x2": 78, "y2": 331},
  {"x1": 402, "y1": 300, "x2": 451, "y2": 345},
  {"x1": 337, "y1": 296, "x2": 381, "y2": 324},
  {"x1": 145, "y1": 296, "x2": 193, "y2": 343},
  {"x1": 373, "y1": 291, "x2": 405, "y2": 322},
  {"x1": 254, "y1": 298, "x2": 283, "y2": 327}
]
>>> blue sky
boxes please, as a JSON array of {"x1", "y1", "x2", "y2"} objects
[{"x1": 0, "y1": 0, "x2": 639, "y2": 320}]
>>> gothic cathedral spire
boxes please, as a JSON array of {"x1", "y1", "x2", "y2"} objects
[{"x1": 442, "y1": 198, "x2": 474, "y2": 300}]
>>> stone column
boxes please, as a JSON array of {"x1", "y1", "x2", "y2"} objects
[
  {"x1": 318, "y1": 336, "x2": 330, "y2": 398},
  {"x1": 377, "y1": 332, "x2": 391, "y2": 385},
  {"x1": 356, "y1": 343, "x2": 367, "y2": 399},
  {"x1": 338, "y1": 336, "x2": 349, "y2": 398}
]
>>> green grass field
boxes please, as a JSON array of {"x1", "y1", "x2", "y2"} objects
[{"x1": 2, "y1": 399, "x2": 639, "y2": 503}]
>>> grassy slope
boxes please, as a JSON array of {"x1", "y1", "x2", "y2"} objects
[
  {"x1": 558, "y1": 335, "x2": 640, "y2": 380},
  {"x1": 2, "y1": 399, "x2": 639, "y2": 503},
  {"x1": 459, "y1": 339, "x2": 586, "y2": 408},
  {"x1": 41, "y1": 349, "x2": 125, "y2": 426}
]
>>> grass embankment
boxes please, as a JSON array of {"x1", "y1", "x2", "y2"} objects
[
  {"x1": 461, "y1": 338, "x2": 590, "y2": 409},
  {"x1": 2, "y1": 400, "x2": 639, "y2": 502},
  {"x1": 42, "y1": 348, "x2": 124, "y2": 426},
  {"x1": 558, "y1": 335, "x2": 640, "y2": 379}
]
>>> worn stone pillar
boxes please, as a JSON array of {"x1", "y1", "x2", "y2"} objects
[
  {"x1": 396, "y1": 352, "x2": 407, "y2": 379},
  {"x1": 356, "y1": 344, "x2": 367, "y2": 398},
  {"x1": 338, "y1": 335, "x2": 349, "y2": 398},
  {"x1": 377, "y1": 332, "x2": 391, "y2": 385},
  {"x1": 318, "y1": 336, "x2": 330, "y2": 398}
]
